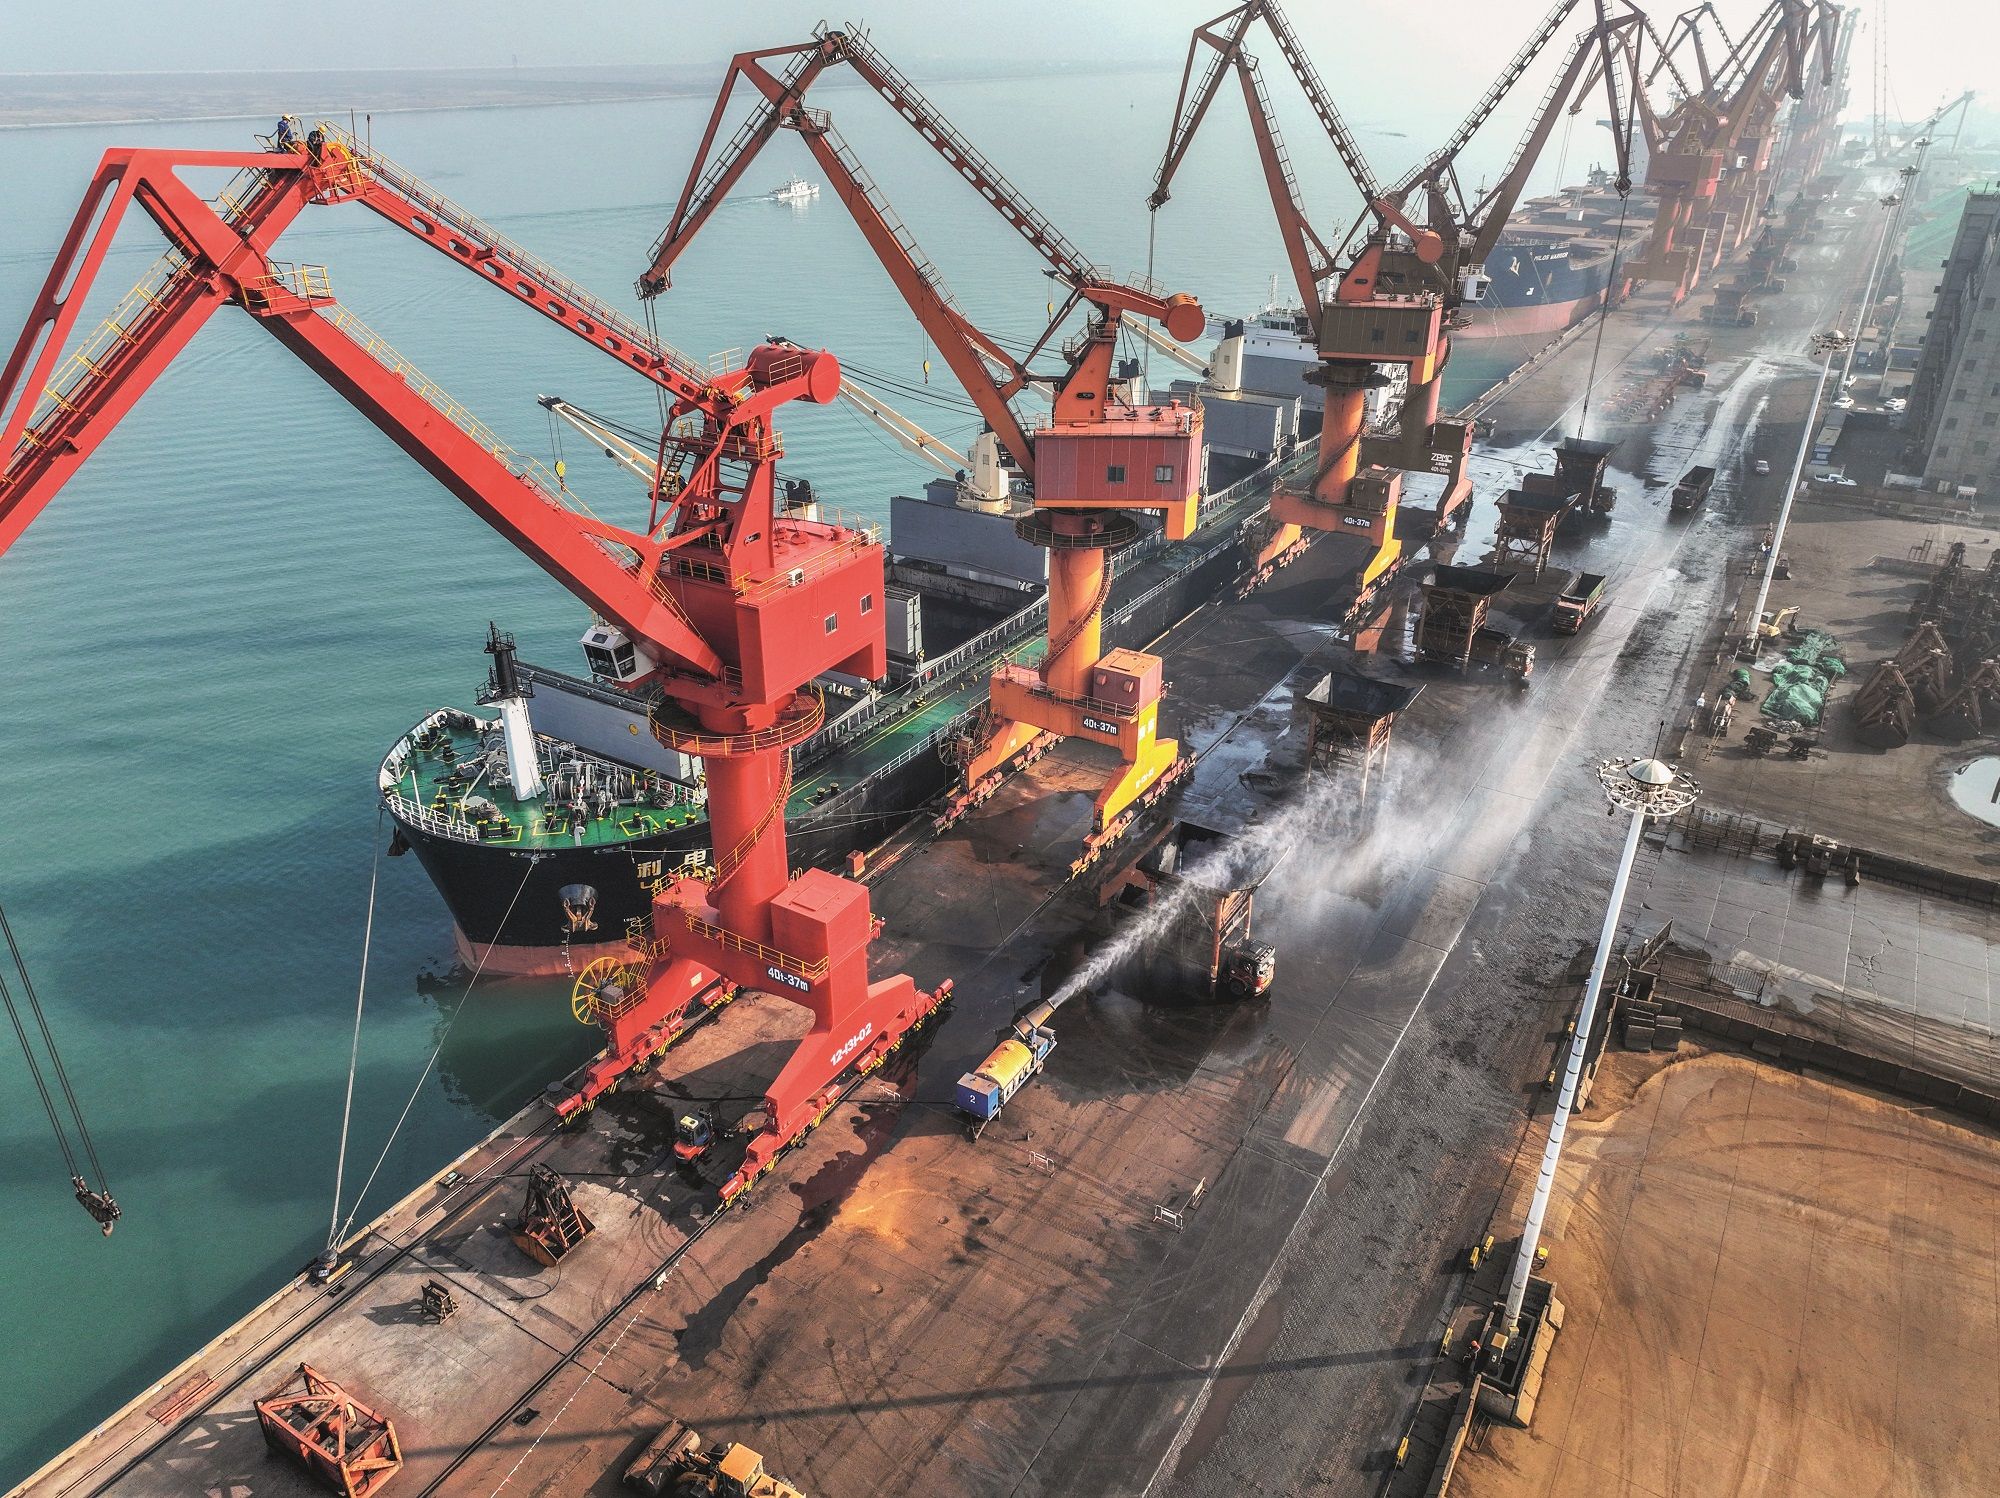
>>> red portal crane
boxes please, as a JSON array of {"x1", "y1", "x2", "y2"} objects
[
  {"x1": 1150, "y1": 0, "x2": 1639, "y2": 604},
  {"x1": 637, "y1": 25, "x2": 1209, "y2": 870},
  {"x1": 1627, "y1": 0, "x2": 1845, "y2": 302},
  {"x1": 0, "y1": 126, "x2": 948, "y2": 1203}
]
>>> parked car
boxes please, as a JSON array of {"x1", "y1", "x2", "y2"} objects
[{"x1": 1753, "y1": 459, "x2": 1772, "y2": 475}]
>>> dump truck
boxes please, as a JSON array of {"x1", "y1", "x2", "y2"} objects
[
  {"x1": 954, "y1": 1002, "x2": 1057, "y2": 1136},
  {"x1": 624, "y1": 1420, "x2": 806, "y2": 1497},
  {"x1": 1552, "y1": 571, "x2": 1607, "y2": 634},
  {"x1": 1470, "y1": 626, "x2": 1535, "y2": 684},
  {"x1": 1670, "y1": 465, "x2": 1715, "y2": 514}
]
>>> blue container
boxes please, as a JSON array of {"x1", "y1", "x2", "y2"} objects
[{"x1": 954, "y1": 1072, "x2": 1004, "y2": 1120}]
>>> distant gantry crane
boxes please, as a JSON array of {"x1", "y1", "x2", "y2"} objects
[
  {"x1": 638, "y1": 24, "x2": 1210, "y2": 868},
  {"x1": 0, "y1": 125, "x2": 949, "y2": 1204},
  {"x1": 1149, "y1": 0, "x2": 1639, "y2": 604}
]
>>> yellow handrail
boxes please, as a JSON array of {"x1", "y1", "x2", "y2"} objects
[{"x1": 681, "y1": 910, "x2": 830, "y2": 980}]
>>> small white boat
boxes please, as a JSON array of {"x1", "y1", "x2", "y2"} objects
[{"x1": 770, "y1": 175, "x2": 819, "y2": 203}]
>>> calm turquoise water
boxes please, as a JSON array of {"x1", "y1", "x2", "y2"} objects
[{"x1": 0, "y1": 72, "x2": 1529, "y2": 1482}]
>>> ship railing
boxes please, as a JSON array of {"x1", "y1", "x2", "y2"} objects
[
  {"x1": 381, "y1": 708, "x2": 442, "y2": 786},
  {"x1": 790, "y1": 449, "x2": 1302, "y2": 768},
  {"x1": 809, "y1": 702, "x2": 985, "y2": 822},
  {"x1": 381, "y1": 789, "x2": 487, "y2": 846}
]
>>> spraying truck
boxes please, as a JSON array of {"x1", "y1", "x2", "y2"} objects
[
  {"x1": 1670, "y1": 465, "x2": 1715, "y2": 514},
  {"x1": 955, "y1": 1002, "x2": 1057, "y2": 1137},
  {"x1": 1552, "y1": 572, "x2": 1607, "y2": 635}
]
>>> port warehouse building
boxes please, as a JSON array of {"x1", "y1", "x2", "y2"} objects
[{"x1": 1909, "y1": 188, "x2": 2000, "y2": 499}]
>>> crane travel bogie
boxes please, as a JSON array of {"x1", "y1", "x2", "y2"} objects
[{"x1": 0, "y1": 123, "x2": 949, "y2": 1214}]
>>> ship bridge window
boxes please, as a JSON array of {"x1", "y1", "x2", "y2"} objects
[{"x1": 1106, "y1": 465, "x2": 1127, "y2": 484}]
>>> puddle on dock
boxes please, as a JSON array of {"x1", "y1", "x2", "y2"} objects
[{"x1": 1948, "y1": 757, "x2": 2000, "y2": 828}]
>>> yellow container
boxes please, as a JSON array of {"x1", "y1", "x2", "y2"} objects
[{"x1": 978, "y1": 1039, "x2": 1035, "y2": 1097}]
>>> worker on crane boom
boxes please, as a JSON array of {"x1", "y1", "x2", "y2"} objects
[
  {"x1": 0, "y1": 122, "x2": 951, "y2": 1209},
  {"x1": 640, "y1": 26, "x2": 1211, "y2": 870}
]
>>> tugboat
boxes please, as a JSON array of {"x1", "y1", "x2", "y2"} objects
[{"x1": 769, "y1": 174, "x2": 819, "y2": 203}]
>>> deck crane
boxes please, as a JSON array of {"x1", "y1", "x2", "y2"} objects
[
  {"x1": 0, "y1": 125, "x2": 949, "y2": 1207},
  {"x1": 638, "y1": 25, "x2": 1210, "y2": 869},
  {"x1": 1150, "y1": 0, "x2": 1639, "y2": 601}
]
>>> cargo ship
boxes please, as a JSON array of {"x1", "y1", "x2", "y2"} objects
[
  {"x1": 1458, "y1": 166, "x2": 1660, "y2": 339},
  {"x1": 382, "y1": 451, "x2": 1285, "y2": 975}
]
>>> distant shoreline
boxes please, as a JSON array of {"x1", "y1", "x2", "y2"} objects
[{"x1": 0, "y1": 60, "x2": 1164, "y2": 132}]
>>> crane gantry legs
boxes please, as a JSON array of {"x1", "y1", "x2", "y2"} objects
[{"x1": 949, "y1": 509, "x2": 1189, "y2": 872}]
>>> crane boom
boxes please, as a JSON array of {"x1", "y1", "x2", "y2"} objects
[
  {"x1": 1389, "y1": 0, "x2": 1581, "y2": 204},
  {"x1": 646, "y1": 29, "x2": 1209, "y2": 856},
  {"x1": 0, "y1": 142, "x2": 846, "y2": 682},
  {"x1": 4, "y1": 130, "x2": 951, "y2": 1188},
  {"x1": 1465, "y1": 5, "x2": 1643, "y2": 268},
  {"x1": 640, "y1": 25, "x2": 1201, "y2": 486}
]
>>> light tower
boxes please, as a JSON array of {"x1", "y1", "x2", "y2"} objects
[
  {"x1": 1489, "y1": 755, "x2": 1699, "y2": 1395},
  {"x1": 1741, "y1": 328, "x2": 1851, "y2": 659}
]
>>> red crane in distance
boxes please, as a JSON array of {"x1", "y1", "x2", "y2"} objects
[
  {"x1": 637, "y1": 25, "x2": 1211, "y2": 873},
  {"x1": 1625, "y1": 0, "x2": 1845, "y2": 303},
  {"x1": 0, "y1": 125, "x2": 949, "y2": 1206},
  {"x1": 1150, "y1": 0, "x2": 1640, "y2": 606}
]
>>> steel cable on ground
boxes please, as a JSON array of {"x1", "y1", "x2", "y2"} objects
[
  {"x1": 0, "y1": 901, "x2": 107, "y2": 1190},
  {"x1": 332, "y1": 850, "x2": 542, "y2": 1246},
  {"x1": 327, "y1": 805, "x2": 386, "y2": 1250}
]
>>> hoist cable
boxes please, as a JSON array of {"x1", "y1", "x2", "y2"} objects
[
  {"x1": 1576, "y1": 83, "x2": 1641, "y2": 442},
  {"x1": 327, "y1": 805, "x2": 386, "y2": 1249},
  {"x1": 332, "y1": 853, "x2": 540, "y2": 1248},
  {"x1": 0, "y1": 902, "x2": 106, "y2": 1189},
  {"x1": 0, "y1": 964, "x2": 78, "y2": 1180}
]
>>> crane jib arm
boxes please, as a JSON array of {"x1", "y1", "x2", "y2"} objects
[
  {"x1": 0, "y1": 144, "x2": 776, "y2": 679},
  {"x1": 640, "y1": 29, "x2": 1205, "y2": 492}
]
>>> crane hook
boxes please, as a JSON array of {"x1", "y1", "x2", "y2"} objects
[{"x1": 73, "y1": 1176, "x2": 121, "y2": 1236}]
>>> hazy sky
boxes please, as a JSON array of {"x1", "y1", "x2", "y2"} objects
[{"x1": 0, "y1": 1, "x2": 1987, "y2": 131}]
